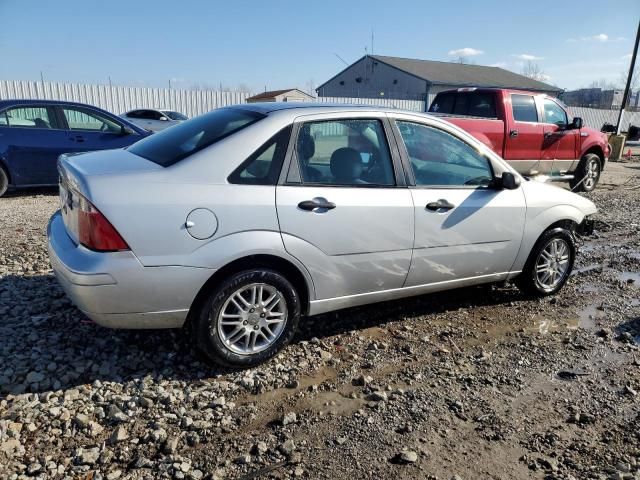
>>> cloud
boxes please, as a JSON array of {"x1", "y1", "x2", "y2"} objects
[
  {"x1": 593, "y1": 33, "x2": 608, "y2": 42},
  {"x1": 511, "y1": 54, "x2": 544, "y2": 61},
  {"x1": 622, "y1": 53, "x2": 633, "y2": 60},
  {"x1": 489, "y1": 62, "x2": 507, "y2": 68},
  {"x1": 568, "y1": 33, "x2": 625, "y2": 43},
  {"x1": 448, "y1": 47, "x2": 484, "y2": 57}
]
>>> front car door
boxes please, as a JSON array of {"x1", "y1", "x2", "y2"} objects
[
  {"x1": 538, "y1": 97, "x2": 579, "y2": 174},
  {"x1": 504, "y1": 93, "x2": 544, "y2": 175},
  {"x1": 390, "y1": 114, "x2": 526, "y2": 287},
  {"x1": 58, "y1": 105, "x2": 140, "y2": 153},
  {"x1": 276, "y1": 113, "x2": 414, "y2": 310},
  {"x1": 0, "y1": 104, "x2": 69, "y2": 185}
]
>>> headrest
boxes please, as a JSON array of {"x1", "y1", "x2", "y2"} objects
[{"x1": 330, "y1": 148, "x2": 362, "y2": 182}]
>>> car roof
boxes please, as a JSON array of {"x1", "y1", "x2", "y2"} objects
[
  {"x1": 234, "y1": 101, "x2": 427, "y2": 118},
  {"x1": 0, "y1": 98, "x2": 111, "y2": 110}
]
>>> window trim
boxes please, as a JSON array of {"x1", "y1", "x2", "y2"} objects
[
  {"x1": 510, "y1": 94, "x2": 540, "y2": 124},
  {"x1": 227, "y1": 125, "x2": 292, "y2": 185},
  {"x1": 281, "y1": 116, "x2": 406, "y2": 188},
  {"x1": 390, "y1": 119, "x2": 496, "y2": 190}
]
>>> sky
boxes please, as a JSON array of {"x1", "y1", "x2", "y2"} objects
[{"x1": 0, "y1": 0, "x2": 638, "y2": 93}]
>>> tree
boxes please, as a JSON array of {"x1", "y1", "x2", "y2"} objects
[
  {"x1": 521, "y1": 61, "x2": 547, "y2": 82},
  {"x1": 455, "y1": 56, "x2": 476, "y2": 65}
]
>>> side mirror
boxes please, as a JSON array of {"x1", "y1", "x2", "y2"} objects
[
  {"x1": 498, "y1": 171, "x2": 521, "y2": 190},
  {"x1": 120, "y1": 126, "x2": 135, "y2": 136},
  {"x1": 571, "y1": 117, "x2": 583, "y2": 129}
]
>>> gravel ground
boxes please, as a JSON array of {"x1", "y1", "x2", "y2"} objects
[{"x1": 1, "y1": 161, "x2": 639, "y2": 480}]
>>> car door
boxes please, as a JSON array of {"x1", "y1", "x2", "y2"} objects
[
  {"x1": 504, "y1": 93, "x2": 544, "y2": 174},
  {"x1": 0, "y1": 104, "x2": 69, "y2": 185},
  {"x1": 391, "y1": 116, "x2": 526, "y2": 287},
  {"x1": 58, "y1": 105, "x2": 140, "y2": 153},
  {"x1": 539, "y1": 97, "x2": 579, "y2": 173},
  {"x1": 276, "y1": 113, "x2": 414, "y2": 302}
]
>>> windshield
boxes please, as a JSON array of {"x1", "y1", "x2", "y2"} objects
[
  {"x1": 161, "y1": 110, "x2": 188, "y2": 121},
  {"x1": 128, "y1": 108, "x2": 264, "y2": 166}
]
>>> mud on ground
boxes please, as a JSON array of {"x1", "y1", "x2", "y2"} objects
[{"x1": 0, "y1": 160, "x2": 639, "y2": 480}]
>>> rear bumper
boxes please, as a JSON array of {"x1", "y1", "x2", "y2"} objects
[{"x1": 47, "y1": 211, "x2": 213, "y2": 329}]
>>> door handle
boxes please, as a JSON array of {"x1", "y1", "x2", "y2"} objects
[
  {"x1": 426, "y1": 199, "x2": 455, "y2": 211},
  {"x1": 544, "y1": 131, "x2": 554, "y2": 138},
  {"x1": 298, "y1": 199, "x2": 336, "y2": 211},
  {"x1": 509, "y1": 129, "x2": 519, "y2": 138},
  {"x1": 69, "y1": 135, "x2": 85, "y2": 143}
]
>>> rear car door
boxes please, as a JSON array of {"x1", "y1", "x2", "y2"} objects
[
  {"x1": 391, "y1": 116, "x2": 526, "y2": 286},
  {"x1": 58, "y1": 105, "x2": 140, "y2": 153},
  {"x1": 539, "y1": 97, "x2": 578, "y2": 173},
  {"x1": 276, "y1": 113, "x2": 414, "y2": 301},
  {"x1": 504, "y1": 94, "x2": 544, "y2": 174},
  {"x1": 0, "y1": 104, "x2": 69, "y2": 185}
]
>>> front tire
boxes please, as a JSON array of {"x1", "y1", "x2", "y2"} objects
[
  {"x1": 193, "y1": 269, "x2": 301, "y2": 368},
  {"x1": 570, "y1": 153, "x2": 601, "y2": 192},
  {"x1": 0, "y1": 167, "x2": 8, "y2": 197},
  {"x1": 516, "y1": 228, "x2": 575, "y2": 297}
]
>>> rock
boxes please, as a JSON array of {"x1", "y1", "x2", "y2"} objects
[
  {"x1": 320, "y1": 350, "x2": 333, "y2": 361},
  {"x1": 391, "y1": 450, "x2": 418, "y2": 464},
  {"x1": 25, "y1": 371, "x2": 45, "y2": 384},
  {"x1": 211, "y1": 396, "x2": 226, "y2": 407},
  {"x1": 74, "y1": 413, "x2": 90, "y2": 429},
  {"x1": 252, "y1": 441, "x2": 268, "y2": 455},
  {"x1": 368, "y1": 391, "x2": 388, "y2": 402},
  {"x1": 107, "y1": 404, "x2": 128, "y2": 423},
  {"x1": 282, "y1": 412, "x2": 297, "y2": 426},
  {"x1": 109, "y1": 425, "x2": 129, "y2": 444},
  {"x1": 235, "y1": 454, "x2": 251, "y2": 465},
  {"x1": 75, "y1": 447, "x2": 100, "y2": 465},
  {"x1": 294, "y1": 467, "x2": 305, "y2": 477},
  {"x1": 279, "y1": 439, "x2": 296, "y2": 456},
  {"x1": 164, "y1": 436, "x2": 180, "y2": 454},
  {"x1": 352, "y1": 374, "x2": 373, "y2": 386},
  {"x1": 88, "y1": 421, "x2": 104, "y2": 437},
  {"x1": 151, "y1": 428, "x2": 168, "y2": 443},
  {"x1": 335, "y1": 436, "x2": 347, "y2": 445},
  {"x1": 106, "y1": 470, "x2": 122, "y2": 480},
  {"x1": 64, "y1": 389, "x2": 80, "y2": 402}
]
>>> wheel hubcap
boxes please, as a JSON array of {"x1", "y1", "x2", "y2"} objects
[
  {"x1": 583, "y1": 159, "x2": 599, "y2": 189},
  {"x1": 216, "y1": 283, "x2": 287, "y2": 355},
  {"x1": 535, "y1": 239, "x2": 570, "y2": 291}
]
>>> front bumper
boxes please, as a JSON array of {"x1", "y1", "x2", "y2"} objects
[{"x1": 47, "y1": 211, "x2": 213, "y2": 329}]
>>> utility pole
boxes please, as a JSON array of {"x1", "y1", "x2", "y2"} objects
[
  {"x1": 40, "y1": 70, "x2": 45, "y2": 85},
  {"x1": 616, "y1": 19, "x2": 640, "y2": 135}
]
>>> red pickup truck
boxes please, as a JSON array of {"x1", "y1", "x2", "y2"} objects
[{"x1": 428, "y1": 88, "x2": 610, "y2": 192}]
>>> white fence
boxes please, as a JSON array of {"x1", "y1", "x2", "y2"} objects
[
  {"x1": 0, "y1": 80, "x2": 251, "y2": 118},
  {"x1": 3, "y1": 80, "x2": 640, "y2": 131}
]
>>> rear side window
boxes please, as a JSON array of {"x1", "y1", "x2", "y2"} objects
[
  {"x1": 2, "y1": 106, "x2": 57, "y2": 128},
  {"x1": 511, "y1": 94, "x2": 538, "y2": 122},
  {"x1": 128, "y1": 108, "x2": 264, "y2": 167},
  {"x1": 228, "y1": 125, "x2": 292, "y2": 185},
  {"x1": 430, "y1": 92, "x2": 496, "y2": 118}
]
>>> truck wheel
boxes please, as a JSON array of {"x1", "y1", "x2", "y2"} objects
[
  {"x1": 0, "y1": 167, "x2": 8, "y2": 198},
  {"x1": 570, "y1": 153, "x2": 601, "y2": 192},
  {"x1": 192, "y1": 269, "x2": 301, "y2": 368},
  {"x1": 515, "y1": 228, "x2": 575, "y2": 297}
]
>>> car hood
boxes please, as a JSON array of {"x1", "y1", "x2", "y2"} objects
[{"x1": 521, "y1": 179, "x2": 597, "y2": 216}]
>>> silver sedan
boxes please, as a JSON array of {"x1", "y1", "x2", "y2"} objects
[{"x1": 47, "y1": 103, "x2": 597, "y2": 367}]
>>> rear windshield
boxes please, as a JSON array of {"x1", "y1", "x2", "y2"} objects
[
  {"x1": 429, "y1": 91, "x2": 497, "y2": 118},
  {"x1": 162, "y1": 110, "x2": 188, "y2": 121},
  {"x1": 128, "y1": 108, "x2": 264, "y2": 166}
]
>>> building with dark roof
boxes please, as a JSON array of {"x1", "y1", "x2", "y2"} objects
[
  {"x1": 317, "y1": 55, "x2": 562, "y2": 106},
  {"x1": 246, "y1": 88, "x2": 315, "y2": 103}
]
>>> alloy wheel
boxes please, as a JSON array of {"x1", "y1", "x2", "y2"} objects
[
  {"x1": 534, "y1": 238, "x2": 571, "y2": 292},
  {"x1": 583, "y1": 158, "x2": 600, "y2": 191},
  {"x1": 215, "y1": 283, "x2": 288, "y2": 355}
]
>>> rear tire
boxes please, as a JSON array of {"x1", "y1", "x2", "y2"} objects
[
  {"x1": 569, "y1": 153, "x2": 601, "y2": 192},
  {"x1": 515, "y1": 228, "x2": 575, "y2": 297},
  {"x1": 0, "y1": 167, "x2": 8, "y2": 197},
  {"x1": 193, "y1": 269, "x2": 300, "y2": 368}
]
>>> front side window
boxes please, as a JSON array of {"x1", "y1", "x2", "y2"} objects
[
  {"x1": 3, "y1": 106, "x2": 55, "y2": 129},
  {"x1": 542, "y1": 99, "x2": 568, "y2": 127},
  {"x1": 62, "y1": 107, "x2": 122, "y2": 133},
  {"x1": 511, "y1": 94, "x2": 538, "y2": 122},
  {"x1": 228, "y1": 125, "x2": 291, "y2": 185},
  {"x1": 128, "y1": 108, "x2": 264, "y2": 167},
  {"x1": 295, "y1": 119, "x2": 395, "y2": 186},
  {"x1": 396, "y1": 121, "x2": 493, "y2": 187}
]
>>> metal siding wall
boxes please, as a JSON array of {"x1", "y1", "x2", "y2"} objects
[
  {"x1": 567, "y1": 107, "x2": 640, "y2": 131},
  {"x1": 0, "y1": 80, "x2": 252, "y2": 118},
  {"x1": 316, "y1": 96, "x2": 425, "y2": 111}
]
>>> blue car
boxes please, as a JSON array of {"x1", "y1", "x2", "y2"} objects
[{"x1": 0, "y1": 99, "x2": 149, "y2": 196}]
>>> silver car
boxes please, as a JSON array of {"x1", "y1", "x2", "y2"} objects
[
  {"x1": 47, "y1": 103, "x2": 597, "y2": 367},
  {"x1": 120, "y1": 109, "x2": 188, "y2": 132}
]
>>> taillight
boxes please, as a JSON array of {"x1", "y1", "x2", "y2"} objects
[{"x1": 77, "y1": 194, "x2": 129, "y2": 252}]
